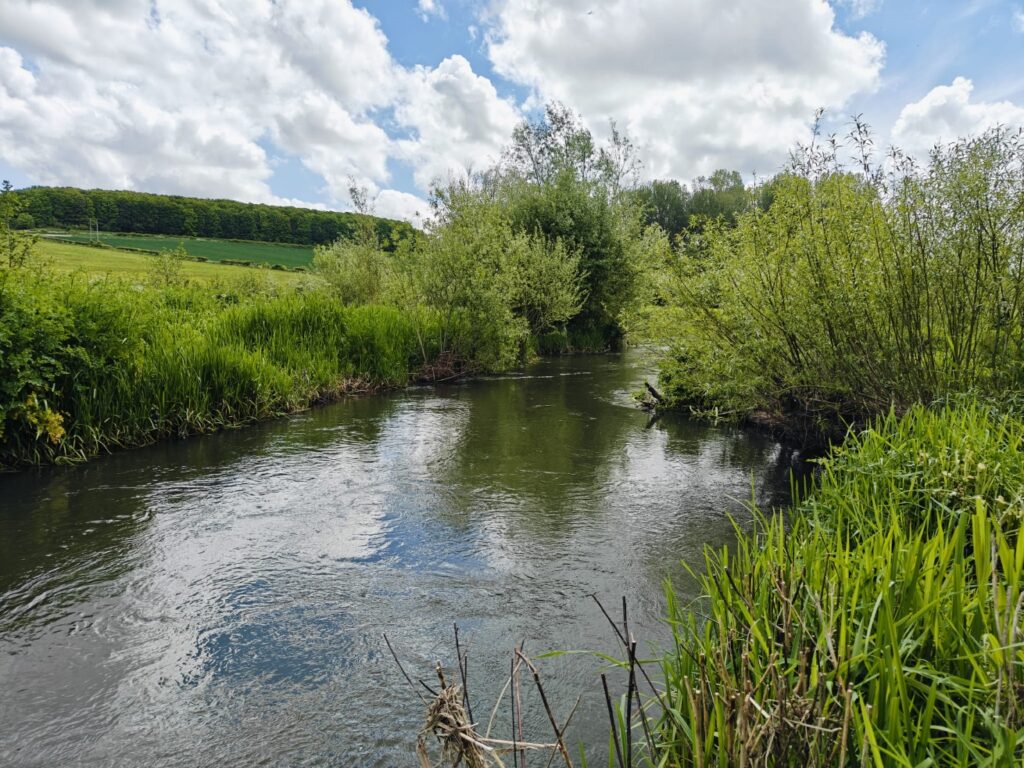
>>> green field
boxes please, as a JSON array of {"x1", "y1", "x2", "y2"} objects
[
  {"x1": 36, "y1": 239, "x2": 309, "y2": 285},
  {"x1": 48, "y1": 232, "x2": 315, "y2": 268}
]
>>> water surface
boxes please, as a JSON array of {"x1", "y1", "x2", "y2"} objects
[{"x1": 0, "y1": 352, "x2": 802, "y2": 766}]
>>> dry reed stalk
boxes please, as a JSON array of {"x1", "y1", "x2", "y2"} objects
[{"x1": 389, "y1": 629, "x2": 577, "y2": 768}]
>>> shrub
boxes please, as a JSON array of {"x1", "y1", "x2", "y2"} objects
[{"x1": 660, "y1": 127, "x2": 1024, "y2": 433}]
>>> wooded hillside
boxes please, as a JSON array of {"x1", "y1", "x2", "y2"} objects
[{"x1": 13, "y1": 186, "x2": 414, "y2": 247}]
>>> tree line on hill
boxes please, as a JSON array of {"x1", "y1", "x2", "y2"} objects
[{"x1": 10, "y1": 186, "x2": 414, "y2": 248}]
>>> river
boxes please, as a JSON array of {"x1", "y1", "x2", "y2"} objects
[{"x1": 0, "y1": 351, "x2": 803, "y2": 766}]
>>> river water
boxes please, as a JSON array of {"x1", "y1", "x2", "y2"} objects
[{"x1": 0, "y1": 352, "x2": 802, "y2": 766}]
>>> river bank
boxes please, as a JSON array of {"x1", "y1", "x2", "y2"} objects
[
  {"x1": 639, "y1": 402, "x2": 1024, "y2": 766},
  {"x1": 0, "y1": 264, "x2": 468, "y2": 469}
]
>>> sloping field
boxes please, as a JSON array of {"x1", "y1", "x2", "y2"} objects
[
  {"x1": 37, "y1": 239, "x2": 309, "y2": 285},
  {"x1": 50, "y1": 232, "x2": 315, "y2": 268}
]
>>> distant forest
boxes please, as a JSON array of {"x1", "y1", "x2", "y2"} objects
[{"x1": 11, "y1": 186, "x2": 414, "y2": 247}]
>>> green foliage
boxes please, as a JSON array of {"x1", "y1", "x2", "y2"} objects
[
  {"x1": 505, "y1": 102, "x2": 639, "y2": 191},
  {"x1": 659, "y1": 127, "x2": 1024, "y2": 433},
  {"x1": 489, "y1": 104, "x2": 651, "y2": 348},
  {"x1": 313, "y1": 239, "x2": 393, "y2": 305},
  {"x1": 633, "y1": 172, "x2": 753, "y2": 240},
  {"x1": 312, "y1": 171, "x2": 589, "y2": 370},
  {"x1": 647, "y1": 404, "x2": 1024, "y2": 767},
  {"x1": 633, "y1": 179, "x2": 691, "y2": 239},
  {"x1": 12, "y1": 212, "x2": 34, "y2": 230},
  {"x1": 16, "y1": 185, "x2": 414, "y2": 248},
  {"x1": 0, "y1": 261, "x2": 440, "y2": 467},
  {"x1": 148, "y1": 242, "x2": 189, "y2": 286},
  {"x1": 687, "y1": 168, "x2": 751, "y2": 229},
  {"x1": 424, "y1": 177, "x2": 591, "y2": 366},
  {"x1": 1, "y1": 180, "x2": 38, "y2": 268},
  {"x1": 506, "y1": 228, "x2": 584, "y2": 336},
  {"x1": 411, "y1": 182, "x2": 526, "y2": 370},
  {"x1": 0, "y1": 271, "x2": 69, "y2": 450},
  {"x1": 630, "y1": 172, "x2": 753, "y2": 241},
  {"x1": 502, "y1": 170, "x2": 643, "y2": 346}
]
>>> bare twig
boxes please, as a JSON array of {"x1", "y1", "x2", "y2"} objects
[
  {"x1": 383, "y1": 632, "x2": 434, "y2": 701},
  {"x1": 602, "y1": 673, "x2": 625, "y2": 768},
  {"x1": 517, "y1": 651, "x2": 574, "y2": 768}
]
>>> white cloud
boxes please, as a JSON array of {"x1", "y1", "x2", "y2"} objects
[
  {"x1": 396, "y1": 55, "x2": 520, "y2": 189},
  {"x1": 891, "y1": 77, "x2": 1024, "y2": 157},
  {"x1": 417, "y1": 0, "x2": 446, "y2": 22},
  {"x1": 0, "y1": 0, "x2": 517, "y2": 221},
  {"x1": 836, "y1": 0, "x2": 882, "y2": 19},
  {"x1": 1013, "y1": 5, "x2": 1024, "y2": 32},
  {"x1": 374, "y1": 189, "x2": 430, "y2": 228},
  {"x1": 485, "y1": 0, "x2": 884, "y2": 180}
]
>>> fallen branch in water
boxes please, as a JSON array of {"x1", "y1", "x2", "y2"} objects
[{"x1": 386, "y1": 628, "x2": 579, "y2": 768}]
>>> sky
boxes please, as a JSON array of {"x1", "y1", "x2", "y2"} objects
[{"x1": 1, "y1": 0, "x2": 1022, "y2": 224}]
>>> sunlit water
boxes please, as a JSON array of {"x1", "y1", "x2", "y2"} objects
[{"x1": 0, "y1": 352, "x2": 805, "y2": 766}]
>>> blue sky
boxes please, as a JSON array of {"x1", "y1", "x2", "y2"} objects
[
  {"x1": 1, "y1": 1, "x2": 1022, "y2": 221},
  {"x1": 831, "y1": 2, "x2": 1024, "y2": 121}
]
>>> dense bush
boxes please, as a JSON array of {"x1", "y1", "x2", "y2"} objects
[
  {"x1": 499, "y1": 104, "x2": 650, "y2": 348},
  {"x1": 313, "y1": 178, "x2": 586, "y2": 370},
  {"x1": 658, "y1": 128, "x2": 1024, "y2": 434},
  {"x1": 313, "y1": 104, "x2": 655, "y2": 362}
]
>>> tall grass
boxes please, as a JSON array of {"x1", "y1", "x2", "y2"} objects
[
  {"x1": 0, "y1": 266, "x2": 443, "y2": 467},
  {"x1": 643, "y1": 404, "x2": 1024, "y2": 766}
]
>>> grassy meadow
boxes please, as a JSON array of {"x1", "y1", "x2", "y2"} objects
[
  {"x1": 47, "y1": 231, "x2": 315, "y2": 268},
  {"x1": 35, "y1": 239, "x2": 309, "y2": 285}
]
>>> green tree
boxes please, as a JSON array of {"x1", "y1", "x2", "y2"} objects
[
  {"x1": 1, "y1": 181, "x2": 37, "y2": 268},
  {"x1": 688, "y1": 169, "x2": 750, "y2": 228},
  {"x1": 392, "y1": 176, "x2": 586, "y2": 369},
  {"x1": 634, "y1": 179, "x2": 691, "y2": 239},
  {"x1": 495, "y1": 104, "x2": 646, "y2": 348},
  {"x1": 504, "y1": 101, "x2": 639, "y2": 192}
]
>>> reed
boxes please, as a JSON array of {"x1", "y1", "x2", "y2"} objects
[{"x1": 642, "y1": 403, "x2": 1024, "y2": 766}]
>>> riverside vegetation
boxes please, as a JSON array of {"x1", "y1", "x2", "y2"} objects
[
  {"x1": 3, "y1": 107, "x2": 1024, "y2": 765},
  {"x1": 0, "y1": 105, "x2": 656, "y2": 468},
  {"x1": 600, "y1": 126, "x2": 1024, "y2": 766}
]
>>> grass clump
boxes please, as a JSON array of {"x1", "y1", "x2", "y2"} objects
[{"x1": 648, "y1": 404, "x2": 1024, "y2": 767}]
